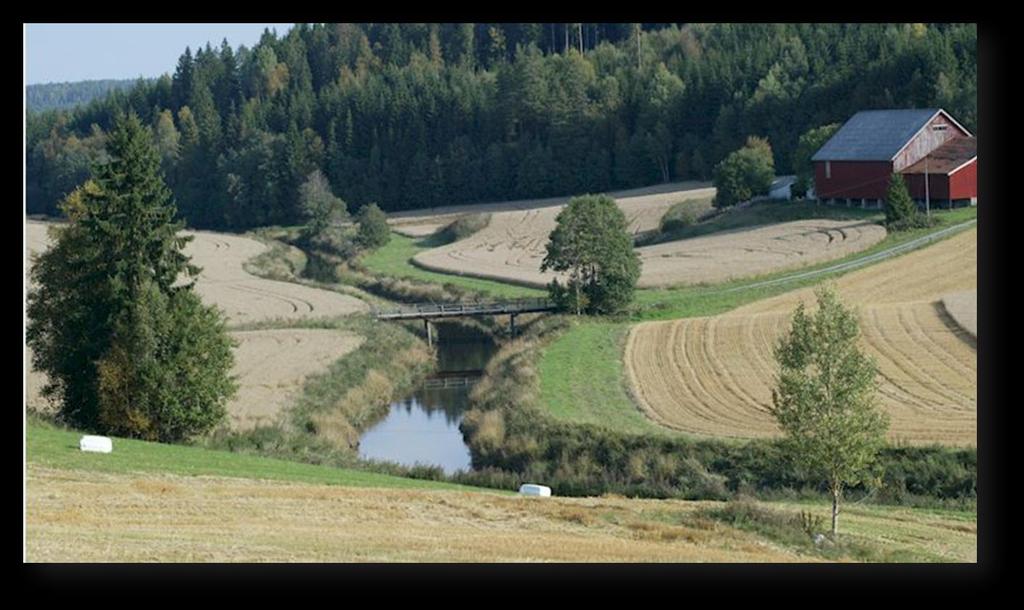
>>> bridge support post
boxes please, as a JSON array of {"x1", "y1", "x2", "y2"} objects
[
  {"x1": 509, "y1": 313, "x2": 517, "y2": 338},
  {"x1": 424, "y1": 319, "x2": 433, "y2": 347}
]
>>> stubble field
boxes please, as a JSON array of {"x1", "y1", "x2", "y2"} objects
[
  {"x1": 624, "y1": 227, "x2": 978, "y2": 446},
  {"x1": 402, "y1": 184, "x2": 886, "y2": 289},
  {"x1": 25, "y1": 222, "x2": 367, "y2": 430}
]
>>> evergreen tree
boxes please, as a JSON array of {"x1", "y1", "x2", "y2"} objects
[
  {"x1": 884, "y1": 172, "x2": 919, "y2": 230},
  {"x1": 27, "y1": 112, "x2": 235, "y2": 440}
]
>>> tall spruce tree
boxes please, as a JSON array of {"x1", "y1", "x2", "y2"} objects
[{"x1": 27, "y1": 112, "x2": 236, "y2": 441}]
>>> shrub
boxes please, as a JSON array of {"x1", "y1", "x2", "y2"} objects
[
  {"x1": 659, "y1": 200, "x2": 701, "y2": 233},
  {"x1": 356, "y1": 203, "x2": 391, "y2": 250},
  {"x1": 438, "y1": 213, "x2": 491, "y2": 243}
]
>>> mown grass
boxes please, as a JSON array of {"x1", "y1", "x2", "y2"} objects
[
  {"x1": 537, "y1": 320, "x2": 681, "y2": 436},
  {"x1": 360, "y1": 232, "x2": 546, "y2": 299},
  {"x1": 26, "y1": 421, "x2": 489, "y2": 492}
]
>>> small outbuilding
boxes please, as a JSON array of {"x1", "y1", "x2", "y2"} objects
[{"x1": 812, "y1": 108, "x2": 976, "y2": 208}]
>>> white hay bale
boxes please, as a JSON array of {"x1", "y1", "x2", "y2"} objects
[
  {"x1": 79, "y1": 435, "x2": 112, "y2": 454},
  {"x1": 518, "y1": 483, "x2": 551, "y2": 497}
]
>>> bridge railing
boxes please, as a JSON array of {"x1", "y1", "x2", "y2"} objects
[{"x1": 372, "y1": 297, "x2": 556, "y2": 319}]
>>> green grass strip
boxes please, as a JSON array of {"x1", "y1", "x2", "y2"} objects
[
  {"x1": 26, "y1": 422, "x2": 494, "y2": 493},
  {"x1": 360, "y1": 232, "x2": 545, "y2": 299},
  {"x1": 538, "y1": 321, "x2": 681, "y2": 436}
]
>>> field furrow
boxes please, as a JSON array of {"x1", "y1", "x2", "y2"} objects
[{"x1": 624, "y1": 228, "x2": 977, "y2": 446}]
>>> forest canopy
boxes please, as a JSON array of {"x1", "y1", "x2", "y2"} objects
[{"x1": 26, "y1": 23, "x2": 977, "y2": 231}]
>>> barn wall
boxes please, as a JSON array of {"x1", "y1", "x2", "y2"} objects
[
  {"x1": 904, "y1": 172, "x2": 950, "y2": 200},
  {"x1": 892, "y1": 113, "x2": 970, "y2": 171},
  {"x1": 814, "y1": 160, "x2": 893, "y2": 199},
  {"x1": 949, "y1": 159, "x2": 978, "y2": 200}
]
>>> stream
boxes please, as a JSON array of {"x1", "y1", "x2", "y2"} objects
[{"x1": 357, "y1": 323, "x2": 496, "y2": 474}]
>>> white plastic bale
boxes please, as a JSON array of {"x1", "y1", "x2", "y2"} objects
[
  {"x1": 79, "y1": 435, "x2": 113, "y2": 454},
  {"x1": 518, "y1": 483, "x2": 552, "y2": 497}
]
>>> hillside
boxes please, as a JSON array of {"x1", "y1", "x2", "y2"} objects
[{"x1": 26, "y1": 79, "x2": 143, "y2": 112}]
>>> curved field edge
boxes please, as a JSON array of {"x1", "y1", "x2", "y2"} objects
[
  {"x1": 359, "y1": 231, "x2": 545, "y2": 298},
  {"x1": 538, "y1": 209, "x2": 976, "y2": 433}
]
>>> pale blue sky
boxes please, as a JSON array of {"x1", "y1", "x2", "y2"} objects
[{"x1": 25, "y1": 23, "x2": 295, "y2": 85}]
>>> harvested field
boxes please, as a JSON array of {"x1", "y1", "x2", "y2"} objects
[
  {"x1": 181, "y1": 229, "x2": 366, "y2": 324},
  {"x1": 224, "y1": 329, "x2": 363, "y2": 431},
  {"x1": 25, "y1": 222, "x2": 367, "y2": 325},
  {"x1": 24, "y1": 464, "x2": 809, "y2": 562},
  {"x1": 405, "y1": 185, "x2": 885, "y2": 289},
  {"x1": 941, "y1": 290, "x2": 977, "y2": 339},
  {"x1": 624, "y1": 228, "x2": 977, "y2": 446},
  {"x1": 409, "y1": 183, "x2": 714, "y2": 288},
  {"x1": 25, "y1": 222, "x2": 368, "y2": 429},
  {"x1": 636, "y1": 220, "x2": 887, "y2": 288}
]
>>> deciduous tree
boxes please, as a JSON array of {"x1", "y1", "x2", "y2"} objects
[
  {"x1": 541, "y1": 194, "x2": 641, "y2": 315},
  {"x1": 770, "y1": 285, "x2": 889, "y2": 539}
]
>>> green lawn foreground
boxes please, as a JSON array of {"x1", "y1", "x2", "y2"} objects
[
  {"x1": 359, "y1": 231, "x2": 546, "y2": 299},
  {"x1": 539, "y1": 206, "x2": 977, "y2": 431},
  {"x1": 26, "y1": 422, "x2": 496, "y2": 493}
]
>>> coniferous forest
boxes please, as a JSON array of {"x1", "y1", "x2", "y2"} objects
[{"x1": 26, "y1": 23, "x2": 977, "y2": 231}]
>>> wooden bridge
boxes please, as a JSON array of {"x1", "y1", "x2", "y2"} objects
[{"x1": 372, "y1": 298, "x2": 557, "y2": 345}]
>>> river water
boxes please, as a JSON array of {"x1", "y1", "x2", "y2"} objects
[{"x1": 357, "y1": 324, "x2": 496, "y2": 474}]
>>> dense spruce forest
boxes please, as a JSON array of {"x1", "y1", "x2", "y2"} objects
[
  {"x1": 26, "y1": 78, "x2": 146, "y2": 113},
  {"x1": 26, "y1": 23, "x2": 976, "y2": 230}
]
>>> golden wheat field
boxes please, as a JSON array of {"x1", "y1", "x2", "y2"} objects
[
  {"x1": 24, "y1": 222, "x2": 367, "y2": 430},
  {"x1": 624, "y1": 228, "x2": 978, "y2": 446},
  {"x1": 404, "y1": 184, "x2": 885, "y2": 289}
]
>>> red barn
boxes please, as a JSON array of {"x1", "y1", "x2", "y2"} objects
[{"x1": 812, "y1": 109, "x2": 976, "y2": 208}]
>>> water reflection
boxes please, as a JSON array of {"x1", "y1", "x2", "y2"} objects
[{"x1": 357, "y1": 323, "x2": 495, "y2": 474}]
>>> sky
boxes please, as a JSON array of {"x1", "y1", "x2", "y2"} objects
[{"x1": 24, "y1": 23, "x2": 295, "y2": 85}]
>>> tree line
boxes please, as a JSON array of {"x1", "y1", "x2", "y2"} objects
[
  {"x1": 26, "y1": 78, "x2": 145, "y2": 112},
  {"x1": 26, "y1": 23, "x2": 976, "y2": 231}
]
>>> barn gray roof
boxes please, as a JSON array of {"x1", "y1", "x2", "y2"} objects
[{"x1": 812, "y1": 109, "x2": 946, "y2": 162}]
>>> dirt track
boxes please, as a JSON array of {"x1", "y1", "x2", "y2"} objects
[
  {"x1": 624, "y1": 228, "x2": 978, "y2": 446},
  {"x1": 404, "y1": 184, "x2": 885, "y2": 289},
  {"x1": 25, "y1": 222, "x2": 367, "y2": 429}
]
